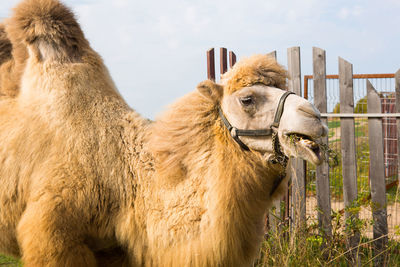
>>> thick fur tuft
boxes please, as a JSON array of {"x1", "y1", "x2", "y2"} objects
[
  {"x1": 0, "y1": 24, "x2": 12, "y2": 65},
  {"x1": 197, "y1": 79, "x2": 223, "y2": 103},
  {"x1": 221, "y1": 54, "x2": 288, "y2": 94},
  {"x1": 6, "y1": 0, "x2": 89, "y2": 62},
  {"x1": 0, "y1": 23, "x2": 22, "y2": 98}
]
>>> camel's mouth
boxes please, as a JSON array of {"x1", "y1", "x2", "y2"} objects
[{"x1": 283, "y1": 133, "x2": 324, "y2": 165}]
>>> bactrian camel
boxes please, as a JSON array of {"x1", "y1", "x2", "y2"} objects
[{"x1": 0, "y1": 0, "x2": 328, "y2": 266}]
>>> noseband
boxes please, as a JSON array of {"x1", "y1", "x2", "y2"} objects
[{"x1": 219, "y1": 91, "x2": 294, "y2": 152}]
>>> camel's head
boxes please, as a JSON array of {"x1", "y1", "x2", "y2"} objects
[{"x1": 197, "y1": 54, "x2": 328, "y2": 165}]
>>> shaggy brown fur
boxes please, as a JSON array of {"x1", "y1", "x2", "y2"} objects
[
  {"x1": 0, "y1": 21, "x2": 26, "y2": 98},
  {"x1": 0, "y1": 0, "x2": 291, "y2": 266},
  {"x1": 0, "y1": 24, "x2": 12, "y2": 65},
  {"x1": 0, "y1": 0, "x2": 90, "y2": 98},
  {"x1": 6, "y1": 0, "x2": 89, "y2": 62},
  {"x1": 0, "y1": 23, "x2": 18, "y2": 98},
  {"x1": 144, "y1": 90, "x2": 289, "y2": 266},
  {"x1": 221, "y1": 54, "x2": 288, "y2": 94}
]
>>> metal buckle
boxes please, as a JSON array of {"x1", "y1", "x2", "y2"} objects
[{"x1": 230, "y1": 127, "x2": 238, "y2": 138}]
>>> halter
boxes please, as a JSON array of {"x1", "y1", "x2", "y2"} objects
[{"x1": 219, "y1": 91, "x2": 294, "y2": 152}]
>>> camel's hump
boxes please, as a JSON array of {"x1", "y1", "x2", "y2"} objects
[{"x1": 6, "y1": 0, "x2": 89, "y2": 62}]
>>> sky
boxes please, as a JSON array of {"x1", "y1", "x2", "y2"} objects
[{"x1": 1, "y1": 0, "x2": 399, "y2": 118}]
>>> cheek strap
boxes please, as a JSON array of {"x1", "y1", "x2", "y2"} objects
[{"x1": 218, "y1": 91, "x2": 294, "y2": 151}]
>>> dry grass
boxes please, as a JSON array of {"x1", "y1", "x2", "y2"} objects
[{"x1": 255, "y1": 218, "x2": 400, "y2": 266}]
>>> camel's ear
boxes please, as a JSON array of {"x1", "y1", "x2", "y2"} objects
[{"x1": 197, "y1": 80, "x2": 223, "y2": 101}]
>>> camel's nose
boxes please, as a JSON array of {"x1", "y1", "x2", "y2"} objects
[
  {"x1": 296, "y1": 99, "x2": 328, "y2": 137},
  {"x1": 297, "y1": 100, "x2": 321, "y2": 119}
]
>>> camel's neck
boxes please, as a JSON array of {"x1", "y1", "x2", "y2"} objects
[
  {"x1": 141, "y1": 91, "x2": 285, "y2": 266},
  {"x1": 204, "y1": 128, "x2": 284, "y2": 265}
]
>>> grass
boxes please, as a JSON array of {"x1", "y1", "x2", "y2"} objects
[
  {"x1": 277, "y1": 114, "x2": 400, "y2": 265},
  {"x1": 4, "y1": 233, "x2": 400, "y2": 267},
  {"x1": 309, "y1": 117, "x2": 400, "y2": 202},
  {"x1": 256, "y1": 210, "x2": 400, "y2": 266},
  {"x1": 0, "y1": 254, "x2": 21, "y2": 266},
  {"x1": 328, "y1": 120, "x2": 341, "y2": 129}
]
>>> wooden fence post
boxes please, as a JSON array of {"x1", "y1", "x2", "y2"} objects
[
  {"x1": 288, "y1": 47, "x2": 306, "y2": 230},
  {"x1": 220, "y1": 47, "x2": 228, "y2": 75},
  {"x1": 367, "y1": 80, "x2": 388, "y2": 266},
  {"x1": 338, "y1": 57, "x2": 360, "y2": 265},
  {"x1": 229, "y1": 51, "x2": 236, "y2": 68},
  {"x1": 207, "y1": 48, "x2": 215, "y2": 81},
  {"x1": 313, "y1": 47, "x2": 332, "y2": 239}
]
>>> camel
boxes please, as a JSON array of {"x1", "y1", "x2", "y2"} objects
[{"x1": 0, "y1": 0, "x2": 328, "y2": 266}]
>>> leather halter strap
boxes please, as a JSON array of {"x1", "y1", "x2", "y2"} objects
[
  {"x1": 271, "y1": 91, "x2": 294, "y2": 129},
  {"x1": 219, "y1": 91, "x2": 294, "y2": 151}
]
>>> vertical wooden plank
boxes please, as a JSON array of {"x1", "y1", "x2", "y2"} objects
[
  {"x1": 267, "y1": 47, "x2": 280, "y2": 231},
  {"x1": 339, "y1": 57, "x2": 360, "y2": 264},
  {"x1": 267, "y1": 50, "x2": 277, "y2": 60},
  {"x1": 220, "y1": 47, "x2": 228, "y2": 75},
  {"x1": 207, "y1": 48, "x2": 215, "y2": 81},
  {"x1": 313, "y1": 47, "x2": 332, "y2": 239},
  {"x1": 287, "y1": 47, "x2": 306, "y2": 230},
  {"x1": 288, "y1": 47, "x2": 302, "y2": 96},
  {"x1": 229, "y1": 51, "x2": 236, "y2": 68},
  {"x1": 396, "y1": 70, "x2": 400, "y2": 180},
  {"x1": 367, "y1": 80, "x2": 388, "y2": 266}
]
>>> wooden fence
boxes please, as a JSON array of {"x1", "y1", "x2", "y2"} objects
[{"x1": 206, "y1": 47, "x2": 400, "y2": 265}]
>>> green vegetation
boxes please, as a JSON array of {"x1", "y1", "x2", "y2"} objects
[
  {"x1": 328, "y1": 120, "x2": 340, "y2": 129},
  {"x1": 333, "y1": 102, "x2": 340, "y2": 114},
  {"x1": 354, "y1": 97, "x2": 367, "y2": 114},
  {"x1": 308, "y1": 115, "x2": 400, "y2": 203},
  {"x1": 308, "y1": 139, "x2": 371, "y2": 200},
  {"x1": 332, "y1": 96, "x2": 368, "y2": 114},
  {"x1": 256, "y1": 203, "x2": 400, "y2": 266},
  {"x1": 0, "y1": 254, "x2": 21, "y2": 266}
]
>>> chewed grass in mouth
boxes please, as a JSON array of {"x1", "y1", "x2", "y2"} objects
[{"x1": 287, "y1": 133, "x2": 339, "y2": 167}]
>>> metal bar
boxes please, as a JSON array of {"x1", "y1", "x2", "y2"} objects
[
  {"x1": 303, "y1": 74, "x2": 395, "y2": 97},
  {"x1": 321, "y1": 113, "x2": 400, "y2": 118},
  {"x1": 305, "y1": 74, "x2": 395, "y2": 80},
  {"x1": 395, "y1": 70, "x2": 400, "y2": 181}
]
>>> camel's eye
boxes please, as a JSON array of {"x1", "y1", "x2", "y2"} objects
[{"x1": 240, "y1": 96, "x2": 254, "y2": 106}]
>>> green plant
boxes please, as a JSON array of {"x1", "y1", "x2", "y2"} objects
[
  {"x1": 0, "y1": 254, "x2": 21, "y2": 266},
  {"x1": 256, "y1": 204, "x2": 400, "y2": 266}
]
